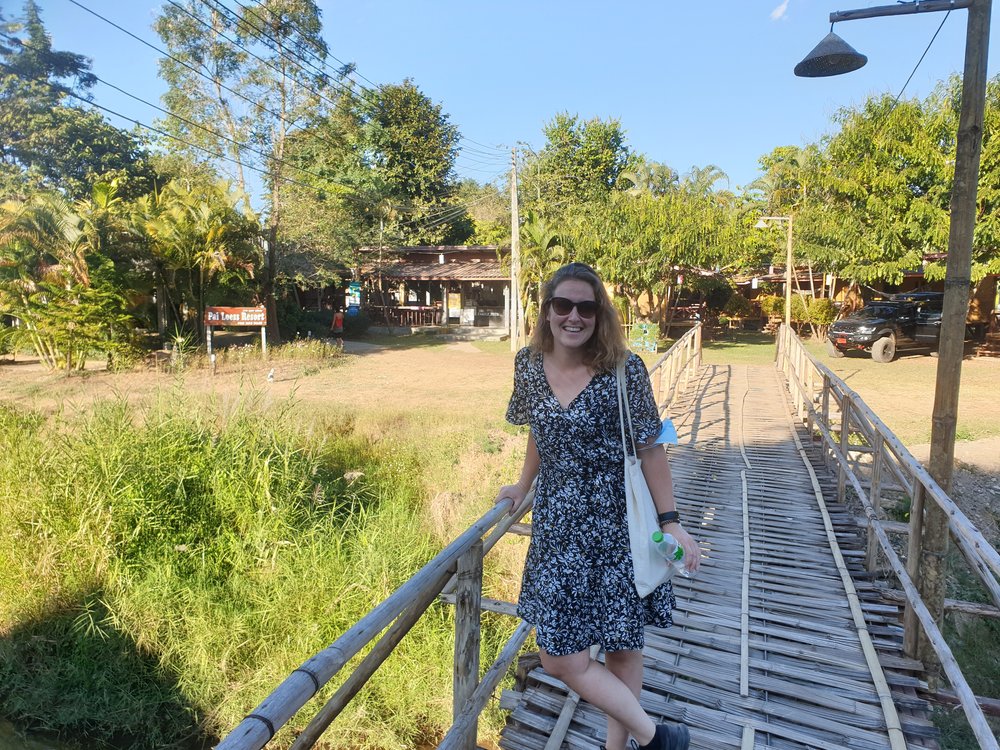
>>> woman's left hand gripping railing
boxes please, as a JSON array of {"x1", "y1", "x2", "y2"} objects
[{"x1": 215, "y1": 494, "x2": 535, "y2": 750}]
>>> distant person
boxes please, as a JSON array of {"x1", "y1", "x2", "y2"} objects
[
  {"x1": 331, "y1": 307, "x2": 345, "y2": 350},
  {"x1": 496, "y1": 262, "x2": 698, "y2": 750}
]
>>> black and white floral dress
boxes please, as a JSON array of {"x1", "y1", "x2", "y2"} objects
[{"x1": 505, "y1": 347, "x2": 677, "y2": 657}]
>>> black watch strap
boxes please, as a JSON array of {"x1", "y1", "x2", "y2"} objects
[{"x1": 657, "y1": 510, "x2": 680, "y2": 525}]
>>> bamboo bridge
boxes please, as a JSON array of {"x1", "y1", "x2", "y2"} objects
[{"x1": 216, "y1": 325, "x2": 1000, "y2": 750}]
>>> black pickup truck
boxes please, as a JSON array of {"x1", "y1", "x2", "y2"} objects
[{"x1": 826, "y1": 292, "x2": 944, "y2": 363}]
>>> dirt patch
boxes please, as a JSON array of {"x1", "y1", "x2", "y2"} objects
[{"x1": 907, "y1": 438, "x2": 1000, "y2": 544}]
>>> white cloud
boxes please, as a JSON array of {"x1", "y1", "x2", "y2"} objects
[{"x1": 771, "y1": 0, "x2": 790, "y2": 20}]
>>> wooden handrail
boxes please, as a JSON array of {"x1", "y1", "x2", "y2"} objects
[
  {"x1": 215, "y1": 329, "x2": 704, "y2": 750},
  {"x1": 775, "y1": 325, "x2": 1000, "y2": 750}
]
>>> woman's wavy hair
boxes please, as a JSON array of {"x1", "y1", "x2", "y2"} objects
[{"x1": 528, "y1": 262, "x2": 629, "y2": 372}]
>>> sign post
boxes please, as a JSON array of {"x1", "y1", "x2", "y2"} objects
[{"x1": 204, "y1": 306, "x2": 269, "y2": 368}]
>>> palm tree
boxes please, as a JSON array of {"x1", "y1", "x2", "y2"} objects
[{"x1": 519, "y1": 211, "x2": 566, "y2": 330}]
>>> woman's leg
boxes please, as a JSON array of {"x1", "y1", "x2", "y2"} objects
[
  {"x1": 603, "y1": 649, "x2": 645, "y2": 750},
  {"x1": 540, "y1": 648, "x2": 656, "y2": 747}
]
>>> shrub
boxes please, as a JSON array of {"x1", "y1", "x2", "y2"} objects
[
  {"x1": 757, "y1": 295, "x2": 784, "y2": 317},
  {"x1": 723, "y1": 294, "x2": 752, "y2": 318},
  {"x1": 806, "y1": 297, "x2": 836, "y2": 326}
]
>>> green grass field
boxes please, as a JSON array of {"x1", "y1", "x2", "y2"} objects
[{"x1": 1, "y1": 331, "x2": 996, "y2": 749}]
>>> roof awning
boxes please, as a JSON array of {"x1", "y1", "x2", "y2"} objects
[{"x1": 364, "y1": 259, "x2": 508, "y2": 282}]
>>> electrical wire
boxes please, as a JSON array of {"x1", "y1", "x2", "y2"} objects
[
  {"x1": 63, "y1": 0, "x2": 347, "y2": 154},
  {"x1": 198, "y1": 0, "x2": 379, "y2": 108},
  {"x1": 245, "y1": 0, "x2": 383, "y2": 92},
  {"x1": 0, "y1": 31, "x2": 356, "y2": 193},
  {"x1": 216, "y1": 0, "x2": 509, "y2": 160},
  {"x1": 162, "y1": 0, "x2": 343, "y2": 114}
]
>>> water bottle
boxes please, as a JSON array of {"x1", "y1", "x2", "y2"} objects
[{"x1": 651, "y1": 530, "x2": 690, "y2": 578}]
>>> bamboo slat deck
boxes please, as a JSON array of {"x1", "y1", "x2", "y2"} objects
[{"x1": 498, "y1": 364, "x2": 938, "y2": 750}]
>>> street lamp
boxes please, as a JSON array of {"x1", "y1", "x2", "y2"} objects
[
  {"x1": 754, "y1": 215, "x2": 794, "y2": 329},
  {"x1": 796, "y1": 0, "x2": 992, "y2": 717}
]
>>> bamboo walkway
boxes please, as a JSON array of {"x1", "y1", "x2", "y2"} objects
[{"x1": 498, "y1": 364, "x2": 938, "y2": 750}]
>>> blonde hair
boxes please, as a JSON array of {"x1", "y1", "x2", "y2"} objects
[{"x1": 528, "y1": 262, "x2": 629, "y2": 372}]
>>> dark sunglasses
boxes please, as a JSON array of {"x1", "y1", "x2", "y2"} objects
[{"x1": 548, "y1": 296, "x2": 599, "y2": 319}]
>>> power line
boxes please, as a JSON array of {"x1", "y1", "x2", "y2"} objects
[
  {"x1": 243, "y1": 0, "x2": 382, "y2": 92},
  {"x1": 0, "y1": 30, "x2": 355, "y2": 193},
  {"x1": 63, "y1": 0, "x2": 346, "y2": 154},
  {"x1": 197, "y1": 0, "x2": 379, "y2": 110},
  {"x1": 162, "y1": 0, "x2": 343, "y2": 114},
  {"x1": 210, "y1": 0, "x2": 509, "y2": 161},
  {"x1": 208, "y1": 0, "x2": 381, "y2": 107}
]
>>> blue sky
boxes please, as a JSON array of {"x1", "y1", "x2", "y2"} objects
[{"x1": 26, "y1": 0, "x2": 1000, "y2": 198}]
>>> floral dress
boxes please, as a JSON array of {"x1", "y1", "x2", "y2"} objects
[{"x1": 505, "y1": 347, "x2": 677, "y2": 657}]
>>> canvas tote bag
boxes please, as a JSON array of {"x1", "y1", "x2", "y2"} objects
[{"x1": 616, "y1": 360, "x2": 671, "y2": 597}]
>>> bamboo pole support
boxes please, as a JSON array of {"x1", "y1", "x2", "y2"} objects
[
  {"x1": 453, "y1": 540, "x2": 484, "y2": 750},
  {"x1": 865, "y1": 434, "x2": 885, "y2": 572}
]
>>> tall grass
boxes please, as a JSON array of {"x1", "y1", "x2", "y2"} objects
[{"x1": 0, "y1": 392, "x2": 524, "y2": 748}]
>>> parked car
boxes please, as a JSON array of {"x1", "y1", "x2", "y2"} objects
[{"x1": 826, "y1": 292, "x2": 944, "y2": 363}]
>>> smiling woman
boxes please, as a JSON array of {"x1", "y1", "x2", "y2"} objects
[{"x1": 495, "y1": 262, "x2": 698, "y2": 750}]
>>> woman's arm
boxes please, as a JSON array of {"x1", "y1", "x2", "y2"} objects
[
  {"x1": 496, "y1": 431, "x2": 540, "y2": 516},
  {"x1": 639, "y1": 443, "x2": 700, "y2": 572}
]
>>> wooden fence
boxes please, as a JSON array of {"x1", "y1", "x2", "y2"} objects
[
  {"x1": 776, "y1": 324, "x2": 1000, "y2": 750},
  {"x1": 214, "y1": 325, "x2": 705, "y2": 750}
]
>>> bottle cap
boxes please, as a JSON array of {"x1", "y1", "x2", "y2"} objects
[{"x1": 652, "y1": 530, "x2": 664, "y2": 543}]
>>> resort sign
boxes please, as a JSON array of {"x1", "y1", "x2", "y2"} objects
[
  {"x1": 204, "y1": 306, "x2": 267, "y2": 327},
  {"x1": 203, "y1": 306, "x2": 268, "y2": 364}
]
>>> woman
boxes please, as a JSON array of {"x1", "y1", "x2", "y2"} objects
[{"x1": 497, "y1": 262, "x2": 698, "y2": 750}]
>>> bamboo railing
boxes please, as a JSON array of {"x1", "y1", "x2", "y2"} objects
[
  {"x1": 215, "y1": 328, "x2": 704, "y2": 750},
  {"x1": 648, "y1": 322, "x2": 702, "y2": 414},
  {"x1": 775, "y1": 324, "x2": 1000, "y2": 750}
]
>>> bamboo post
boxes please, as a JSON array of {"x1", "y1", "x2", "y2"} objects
[
  {"x1": 453, "y1": 540, "x2": 483, "y2": 750},
  {"x1": 904, "y1": 482, "x2": 927, "y2": 659},
  {"x1": 838, "y1": 398, "x2": 851, "y2": 505},
  {"x1": 865, "y1": 435, "x2": 886, "y2": 571},
  {"x1": 821, "y1": 374, "x2": 831, "y2": 469}
]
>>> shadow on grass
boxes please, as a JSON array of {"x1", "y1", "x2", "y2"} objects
[{"x1": 0, "y1": 595, "x2": 214, "y2": 750}]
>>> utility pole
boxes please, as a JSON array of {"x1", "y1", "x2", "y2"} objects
[
  {"x1": 510, "y1": 147, "x2": 522, "y2": 352},
  {"x1": 799, "y1": 0, "x2": 992, "y2": 677},
  {"x1": 916, "y1": 0, "x2": 992, "y2": 674}
]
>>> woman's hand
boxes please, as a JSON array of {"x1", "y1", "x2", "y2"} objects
[
  {"x1": 666, "y1": 524, "x2": 701, "y2": 573},
  {"x1": 496, "y1": 483, "x2": 532, "y2": 517}
]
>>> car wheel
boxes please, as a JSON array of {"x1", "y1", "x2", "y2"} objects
[
  {"x1": 871, "y1": 335, "x2": 896, "y2": 363},
  {"x1": 825, "y1": 339, "x2": 845, "y2": 358}
]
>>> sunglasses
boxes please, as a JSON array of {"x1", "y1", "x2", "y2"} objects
[{"x1": 548, "y1": 297, "x2": 599, "y2": 319}]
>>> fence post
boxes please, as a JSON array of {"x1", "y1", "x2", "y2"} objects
[
  {"x1": 865, "y1": 434, "x2": 885, "y2": 571},
  {"x1": 695, "y1": 324, "x2": 702, "y2": 370},
  {"x1": 821, "y1": 375, "x2": 831, "y2": 469},
  {"x1": 837, "y1": 398, "x2": 852, "y2": 506},
  {"x1": 904, "y1": 483, "x2": 927, "y2": 660},
  {"x1": 453, "y1": 540, "x2": 483, "y2": 750}
]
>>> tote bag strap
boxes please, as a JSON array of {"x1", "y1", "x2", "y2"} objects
[{"x1": 616, "y1": 359, "x2": 639, "y2": 457}]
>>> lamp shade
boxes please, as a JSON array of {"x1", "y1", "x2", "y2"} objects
[{"x1": 794, "y1": 32, "x2": 867, "y2": 77}]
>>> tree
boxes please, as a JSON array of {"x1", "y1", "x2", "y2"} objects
[
  {"x1": 517, "y1": 210, "x2": 565, "y2": 328},
  {"x1": 155, "y1": 0, "x2": 334, "y2": 341},
  {"x1": 0, "y1": 190, "x2": 136, "y2": 370},
  {"x1": 0, "y1": 1, "x2": 157, "y2": 200},
  {"x1": 456, "y1": 179, "x2": 507, "y2": 246},
  {"x1": 130, "y1": 180, "x2": 260, "y2": 340},
  {"x1": 520, "y1": 113, "x2": 634, "y2": 217},
  {"x1": 361, "y1": 79, "x2": 467, "y2": 245}
]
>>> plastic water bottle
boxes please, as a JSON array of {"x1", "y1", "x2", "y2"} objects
[{"x1": 651, "y1": 530, "x2": 690, "y2": 578}]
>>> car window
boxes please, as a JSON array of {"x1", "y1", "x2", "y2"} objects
[{"x1": 856, "y1": 304, "x2": 899, "y2": 319}]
